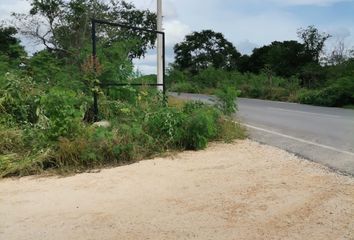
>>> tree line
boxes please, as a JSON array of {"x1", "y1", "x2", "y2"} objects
[
  {"x1": 1, "y1": 0, "x2": 353, "y2": 108},
  {"x1": 169, "y1": 27, "x2": 354, "y2": 107}
]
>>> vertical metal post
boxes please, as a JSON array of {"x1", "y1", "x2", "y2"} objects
[
  {"x1": 156, "y1": 0, "x2": 163, "y2": 92},
  {"x1": 91, "y1": 19, "x2": 99, "y2": 121},
  {"x1": 162, "y1": 32, "x2": 166, "y2": 96}
]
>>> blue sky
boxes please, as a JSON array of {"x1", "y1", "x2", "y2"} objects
[{"x1": 1, "y1": 0, "x2": 354, "y2": 73}]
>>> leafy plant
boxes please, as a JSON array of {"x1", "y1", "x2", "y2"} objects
[
  {"x1": 41, "y1": 88, "x2": 86, "y2": 140},
  {"x1": 0, "y1": 72, "x2": 41, "y2": 124},
  {"x1": 182, "y1": 108, "x2": 220, "y2": 150},
  {"x1": 215, "y1": 86, "x2": 239, "y2": 116},
  {"x1": 145, "y1": 107, "x2": 185, "y2": 147}
]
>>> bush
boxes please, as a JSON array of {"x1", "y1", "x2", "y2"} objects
[
  {"x1": 183, "y1": 101, "x2": 208, "y2": 114},
  {"x1": 28, "y1": 51, "x2": 62, "y2": 85},
  {"x1": 99, "y1": 98, "x2": 132, "y2": 122},
  {"x1": 0, "y1": 97, "x2": 246, "y2": 177},
  {"x1": 169, "y1": 82, "x2": 200, "y2": 93},
  {"x1": 215, "y1": 86, "x2": 239, "y2": 116},
  {"x1": 145, "y1": 107, "x2": 185, "y2": 148},
  {"x1": 41, "y1": 88, "x2": 86, "y2": 140},
  {"x1": 0, "y1": 72, "x2": 41, "y2": 124},
  {"x1": 0, "y1": 150, "x2": 51, "y2": 178},
  {"x1": 0, "y1": 127, "x2": 24, "y2": 154},
  {"x1": 166, "y1": 69, "x2": 189, "y2": 86},
  {"x1": 193, "y1": 67, "x2": 230, "y2": 88},
  {"x1": 217, "y1": 118, "x2": 246, "y2": 143},
  {"x1": 52, "y1": 124, "x2": 155, "y2": 172},
  {"x1": 265, "y1": 87, "x2": 290, "y2": 101},
  {"x1": 182, "y1": 107, "x2": 220, "y2": 150},
  {"x1": 297, "y1": 77, "x2": 354, "y2": 107}
]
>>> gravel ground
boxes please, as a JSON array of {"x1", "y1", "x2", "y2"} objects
[{"x1": 1, "y1": 140, "x2": 353, "y2": 240}]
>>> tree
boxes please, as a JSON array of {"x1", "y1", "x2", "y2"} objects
[
  {"x1": 13, "y1": 0, "x2": 156, "y2": 59},
  {"x1": 0, "y1": 26, "x2": 26, "y2": 61},
  {"x1": 326, "y1": 39, "x2": 353, "y2": 65},
  {"x1": 0, "y1": 26, "x2": 26, "y2": 74},
  {"x1": 299, "y1": 62, "x2": 327, "y2": 88},
  {"x1": 297, "y1": 25, "x2": 331, "y2": 63},
  {"x1": 174, "y1": 30, "x2": 241, "y2": 74},
  {"x1": 266, "y1": 41, "x2": 312, "y2": 77},
  {"x1": 244, "y1": 41, "x2": 311, "y2": 78},
  {"x1": 246, "y1": 45, "x2": 271, "y2": 74},
  {"x1": 237, "y1": 55, "x2": 251, "y2": 73}
]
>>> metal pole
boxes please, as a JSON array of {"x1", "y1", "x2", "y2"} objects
[
  {"x1": 162, "y1": 32, "x2": 166, "y2": 96},
  {"x1": 157, "y1": 0, "x2": 163, "y2": 92},
  {"x1": 91, "y1": 19, "x2": 99, "y2": 122}
]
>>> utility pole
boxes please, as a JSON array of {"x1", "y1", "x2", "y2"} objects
[{"x1": 157, "y1": 0, "x2": 163, "y2": 91}]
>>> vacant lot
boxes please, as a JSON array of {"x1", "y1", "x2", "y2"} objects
[{"x1": 1, "y1": 140, "x2": 353, "y2": 240}]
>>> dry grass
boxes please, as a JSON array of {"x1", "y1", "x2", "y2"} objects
[{"x1": 168, "y1": 96, "x2": 189, "y2": 109}]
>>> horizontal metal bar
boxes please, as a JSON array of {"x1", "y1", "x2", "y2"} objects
[
  {"x1": 92, "y1": 19, "x2": 164, "y2": 35},
  {"x1": 101, "y1": 83, "x2": 164, "y2": 87}
]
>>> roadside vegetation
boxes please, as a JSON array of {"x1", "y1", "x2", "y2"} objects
[
  {"x1": 0, "y1": 0, "x2": 245, "y2": 178},
  {"x1": 168, "y1": 27, "x2": 354, "y2": 108}
]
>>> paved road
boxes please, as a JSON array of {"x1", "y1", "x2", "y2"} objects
[{"x1": 171, "y1": 93, "x2": 354, "y2": 175}]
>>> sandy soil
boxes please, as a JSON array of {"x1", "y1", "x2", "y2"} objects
[{"x1": 0, "y1": 140, "x2": 353, "y2": 240}]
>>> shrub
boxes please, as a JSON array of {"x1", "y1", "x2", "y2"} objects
[
  {"x1": 182, "y1": 108, "x2": 220, "y2": 150},
  {"x1": 117, "y1": 123, "x2": 156, "y2": 159},
  {"x1": 107, "y1": 86, "x2": 138, "y2": 103},
  {"x1": 297, "y1": 78, "x2": 354, "y2": 107},
  {"x1": 99, "y1": 98, "x2": 132, "y2": 122},
  {"x1": 170, "y1": 82, "x2": 200, "y2": 93},
  {"x1": 166, "y1": 68, "x2": 189, "y2": 86},
  {"x1": 217, "y1": 118, "x2": 246, "y2": 143},
  {"x1": 265, "y1": 87, "x2": 290, "y2": 101},
  {"x1": 183, "y1": 101, "x2": 208, "y2": 114},
  {"x1": 192, "y1": 67, "x2": 230, "y2": 88},
  {"x1": 28, "y1": 51, "x2": 62, "y2": 85},
  {"x1": 145, "y1": 107, "x2": 185, "y2": 148},
  {"x1": 0, "y1": 127, "x2": 24, "y2": 154},
  {"x1": 41, "y1": 88, "x2": 86, "y2": 140},
  {"x1": 0, "y1": 150, "x2": 51, "y2": 178},
  {"x1": 215, "y1": 86, "x2": 239, "y2": 116},
  {"x1": 0, "y1": 72, "x2": 41, "y2": 124},
  {"x1": 52, "y1": 125, "x2": 153, "y2": 172},
  {"x1": 297, "y1": 89, "x2": 318, "y2": 104}
]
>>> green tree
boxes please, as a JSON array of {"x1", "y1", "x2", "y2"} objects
[
  {"x1": 0, "y1": 26, "x2": 26, "y2": 70},
  {"x1": 246, "y1": 44, "x2": 271, "y2": 74},
  {"x1": 245, "y1": 41, "x2": 311, "y2": 78},
  {"x1": 237, "y1": 55, "x2": 251, "y2": 73},
  {"x1": 174, "y1": 30, "x2": 241, "y2": 74},
  {"x1": 297, "y1": 25, "x2": 331, "y2": 63},
  {"x1": 13, "y1": 0, "x2": 156, "y2": 59}
]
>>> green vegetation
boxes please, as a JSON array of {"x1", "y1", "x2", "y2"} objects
[
  {"x1": 0, "y1": 79, "x2": 245, "y2": 177},
  {"x1": 4, "y1": 0, "x2": 352, "y2": 178},
  {"x1": 168, "y1": 26, "x2": 354, "y2": 108},
  {"x1": 0, "y1": 0, "x2": 245, "y2": 177}
]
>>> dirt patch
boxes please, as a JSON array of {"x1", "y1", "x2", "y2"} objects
[{"x1": 1, "y1": 140, "x2": 353, "y2": 240}]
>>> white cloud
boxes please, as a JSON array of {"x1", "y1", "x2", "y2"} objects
[
  {"x1": 130, "y1": 0, "x2": 177, "y2": 19},
  {"x1": 164, "y1": 20, "x2": 190, "y2": 47},
  {"x1": 327, "y1": 27, "x2": 351, "y2": 39},
  {"x1": 0, "y1": 0, "x2": 30, "y2": 19},
  {"x1": 236, "y1": 40, "x2": 259, "y2": 55},
  {"x1": 134, "y1": 64, "x2": 157, "y2": 75},
  {"x1": 133, "y1": 52, "x2": 174, "y2": 75}
]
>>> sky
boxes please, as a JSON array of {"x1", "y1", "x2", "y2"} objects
[{"x1": 1, "y1": 0, "x2": 354, "y2": 74}]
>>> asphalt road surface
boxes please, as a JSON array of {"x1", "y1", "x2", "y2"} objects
[{"x1": 170, "y1": 93, "x2": 354, "y2": 175}]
